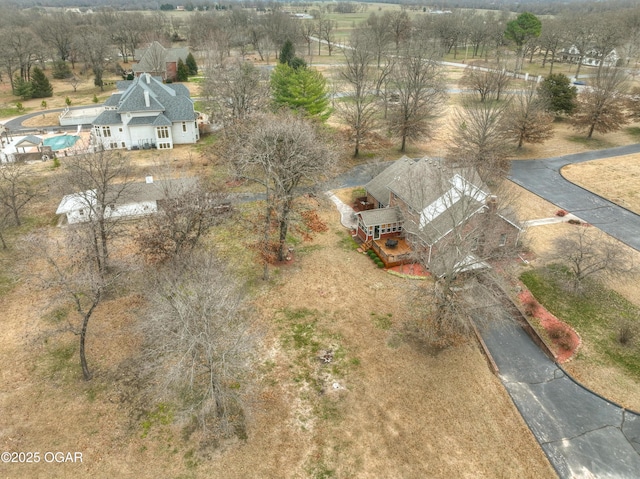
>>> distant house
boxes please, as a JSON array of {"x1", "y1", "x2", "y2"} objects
[
  {"x1": 356, "y1": 156, "x2": 521, "y2": 268},
  {"x1": 91, "y1": 73, "x2": 199, "y2": 151},
  {"x1": 559, "y1": 45, "x2": 620, "y2": 68},
  {"x1": 132, "y1": 41, "x2": 189, "y2": 82},
  {"x1": 56, "y1": 177, "x2": 197, "y2": 225}
]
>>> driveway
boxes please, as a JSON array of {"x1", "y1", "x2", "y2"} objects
[
  {"x1": 509, "y1": 144, "x2": 640, "y2": 251},
  {"x1": 481, "y1": 317, "x2": 640, "y2": 478}
]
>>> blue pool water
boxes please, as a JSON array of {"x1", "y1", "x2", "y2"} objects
[{"x1": 43, "y1": 135, "x2": 80, "y2": 151}]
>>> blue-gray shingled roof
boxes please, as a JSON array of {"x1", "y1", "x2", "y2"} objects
[
  {"x1": 103, "y1": 93, "x2": 122, "y2": 107},
  {"x1": 15, "y1": 135, "x2": 42, "y2": 147},
  {"x1": 114, "y1": 74, "x2": 196, "y2": 122},
  {"x1": 127, "y1": 114, "x2": 172, "y2": 126},
  {"x1": 92, "y1": 110, "x2": 122, "y2": 126}
]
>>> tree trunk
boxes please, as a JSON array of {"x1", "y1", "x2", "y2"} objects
[
  {"x1": 400, "y1": 134, "x2": 407, "y2": 153},
  {"x1": 0, "y1": 231, "x2": 6, "y2": 249},
  {"x1": 277, "y1": 200, "x2": 292, "y2": 262},
  {"x1": 587, "y1": 123, "x2": 595, "y2": 139},
  {"x1": 80, "y1": 312, "x2": 92, "y2": 380}
]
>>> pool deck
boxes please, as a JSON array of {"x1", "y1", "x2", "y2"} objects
[{"x1": 1, "y1": 130, "x2": 91, "y2": 161}]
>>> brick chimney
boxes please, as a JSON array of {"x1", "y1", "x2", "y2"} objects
[{"x1": 486, "y1": 195, "x2": 498, "y2": 213}]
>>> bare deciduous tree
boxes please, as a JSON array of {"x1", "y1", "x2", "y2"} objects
[
  {"x1": 0, "y1": 161, "x2": 39, "y2": 226},
  {"x1": 398, "y1": 160, "x2": 522, "y2": 346},
  {"x1": 503, "y1": 84, "x2": 554, "y2": 149},
  {"x1": 229, "y1": 112, "x2": 336, "y2": 278},
  {"x1": 459, "y1": 63, "x2": 511, "y2": 103},
  {"x1": 571, "y1": 67, "x2": 630, "y2": 138},
  {"x1": 203, "y1": 59, "x2": 270, "y2": 127},
  {"x1": 551, "y1": 227, "x2": 637, "y2": 292},
  {"x1": 337, "y1": 32, "x2": 380, "y2": 157},
  {"x1": 135, "y1": 176, "x2": 231, "y2": 263},
  {"x1": 448, "y1": 98, "x2": 512, "y2": 180},
  {"x1": 388, "y1": 45, "x2": 447, "y2": 152},
  {"x1": 62, "y1": 150, "x2": 132, "y2": 276},
  {"x1": 144, "y1": 250, "x2": 258, "y2": 438},
  {"x1": 27, "y1": 228, "x2": 114, "y2": 380}
]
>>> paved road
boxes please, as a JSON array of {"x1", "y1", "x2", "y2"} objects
[
  {"x1": 481, "y1": 317, "x2": 640, "y2": 478},
  {"x1": 2, "y1": 105, "x2": 94, "y2": 133},
  {"x1": 509, "y1": 144, "x2": 640, "y2": 251}
]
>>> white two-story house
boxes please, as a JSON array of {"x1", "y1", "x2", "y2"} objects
[{"x1": 91, "y1": 73, "x2": 199, "y2": 151}]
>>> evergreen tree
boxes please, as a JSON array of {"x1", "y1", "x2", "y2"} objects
[
  {"x1": 185, "y1": 52, "x2": 198, "y2": 76},
  {"x1": 271, "y1": 64, "x2": 331, "y2": 121},
  {"x1": 176, "y1": 58, "x2": 189, "y2": 82},
  {"x1": 280, "y1": 39, "x2": 295, "y2": 66},
  {"x1": 13, "y1": 76, "x2": 33, "y2": 100},
  {"x1": 52, "y1": 60, "x2": 72, "y2": 79},
  {"x1": 30, "y1": 67, "x2": 53, "y2": 98},
  {"x1": 279, "y1": 39, "x2": 306, "y2": 69},
  {"x1": 538, "y1": 73, "x2": 578, "y2": 116}
]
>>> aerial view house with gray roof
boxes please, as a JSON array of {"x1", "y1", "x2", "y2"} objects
[
  {"x1": 91, "y1": 73, "x2": 199, "y2": 151},
  {"x1": 133, "y1": 41, "x2": 189, "y2": 81},
  {"x1": 356, "y1": 156, "x2": 521, "y2": 267}
]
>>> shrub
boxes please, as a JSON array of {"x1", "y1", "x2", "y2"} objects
[
  {"x1": 568, "y1": 219, "x2": 582, "y2": 225},
  {"x1": 556, "y1": 210, "x2": 567, "y2": 217},
  {"x1": 548, "y1": 324, "x2": 572, "y2": 351},
  {"x1": 65, "y1": 97, "x2": 71, "y2": 106},
  {"x1": 376, "y1": 262, "x2": 384, "y2": 269},
  {"x1": 617, "y1": 322, "x2": 636, "y2": 347},
  {"x1": 523, "y1": 297, "x2": 537, "y2": 316}
]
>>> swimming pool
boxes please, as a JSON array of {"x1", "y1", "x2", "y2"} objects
[{"x1": 43, "y1": 135, "x2": 80, "y2": 151}]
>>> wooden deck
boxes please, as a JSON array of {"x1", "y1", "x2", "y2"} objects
[{"x1": 372, "y1": 237, "x2": 413, "y2": 267}]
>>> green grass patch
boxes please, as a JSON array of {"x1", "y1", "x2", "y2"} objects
[
  {"x1": 141, "y1": 402, "x2": 175, "y2": 438},
  {"x1": 626, "y1": 126, "x2": 640, "y2": 139},
  {"x1": 521, "y1": 265, "x2": 640, "y2": 378},
  {"x1": 336, "y1": 231, "x2": 359, "y2": 251},
  {"x1": 371, "y1": 312, "x2": 393, "y2": 330},
  {"x1": 0, "y1": 105, "x2": 31, "y2": 118}
]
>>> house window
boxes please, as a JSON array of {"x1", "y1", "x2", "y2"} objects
[
  {"x1": 182, "y1": 122, "x2": 187, "y2": 132},
  {"x1": 118, "y1": 127, "x2": 123, "y2": 132},
  {"x1": 499, "y1": 234, "x2": 507, "y2": 247},
  {"x1": 78, "y1": 209, "x2": 84, "y2": 215},
  {"x1": 157, "y1": 126, "x2": 169, "y2": 139},
  {"x1": 102, "y1": 126, "x2": 111, "y2": 137},
  {"x1": 94, "y1": 126, "x2": 101, "y2": 137},
  {"x1": 110, "y1": 142, "x2": 118, "y2": 149},
  {"x1": 121, "y1": 142, "x2": 126, "y2": 148},
  {"x1": 158, "y1": 142, "x2": 171, "y2": 149}
]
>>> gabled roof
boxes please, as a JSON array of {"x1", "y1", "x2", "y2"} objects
[
  {"x1": 56, "y1": 178, "x2": 198, "y2": 215},
  {"x1": 132, "y1": 41, "x2": 189, "y2": 73},
  {"x1": 15, "y1": 135, "x2": 42, "y2": 147},
  {"x1": 366, "y1": 157, "x2": 493, "y2": 246},
  {"x1": 358, "y1": 207, "x2": 402, "y2": 227},
  {"x1": 364, "y1": 156, "x2": 416, "y2": 206}
]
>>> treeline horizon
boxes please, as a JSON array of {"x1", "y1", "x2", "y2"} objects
[{"x1": 2, "y1": 0, "x2": 640, "y2": 16}]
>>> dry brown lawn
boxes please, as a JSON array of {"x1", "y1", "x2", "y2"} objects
[{"x1": 561, "y1": 154, "x2": 640, "y2": 214}]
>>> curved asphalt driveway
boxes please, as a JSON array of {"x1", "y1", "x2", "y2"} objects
[
  {"x1": 509, "y1": 144, "x2": 640, "y2": 251},
  {"x1": 481, "y1": 317, "x2": 640, "y2": 478}
]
